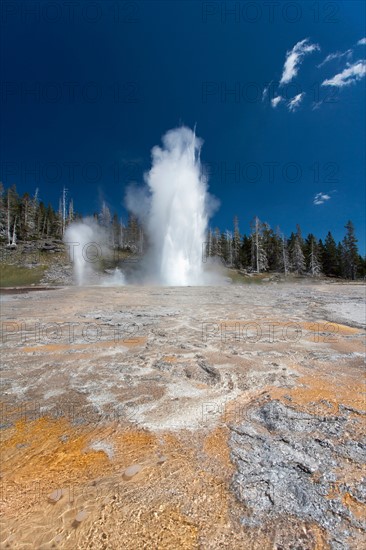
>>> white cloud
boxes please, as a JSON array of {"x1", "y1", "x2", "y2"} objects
[
  {"x1": 357, "y1": 38, "x2": 366, "y2": 45},
  {"x1": 322, "y1": 60, "x2": 366, "y2": 87},
  {"x1": 287, "y1": 92, "x2": 305, "y2": 112},
  {"x1": 271, "y1": 96, "x2": 283, "y2": 108},
  {"x1": 262, "y1": 81, "x2": 274, "y2": 102},
  {"x1": 311, "y1": 100, "x2": 323, "y2": 111},
  {"x1": 313, "y1": 192, "x2": 331, "y2": 205},
  {"x1": 280, "y1": 38, "x2": 320, "y2": 85},
  {"x1": 317, "y1": 49, "x2": 352, "y2": 68}
]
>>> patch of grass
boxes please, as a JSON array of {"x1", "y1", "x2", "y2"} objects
[
  {"x1": 0, "y1": 264, "x2": 47, "y2": 287},
  {"x1": 227, "y1": 270, "x2": 264, "y2": 284}
]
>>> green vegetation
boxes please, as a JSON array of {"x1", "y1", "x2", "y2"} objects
[
  {"x1": 228, "y1": 270, "x2": 265, "y2": 284},
  {"x1": 0, "y1": 264, "x2": 46, "y2": 287},
  {"x1": 208, "y1": 218, "x2": 366, "y2": 280}
]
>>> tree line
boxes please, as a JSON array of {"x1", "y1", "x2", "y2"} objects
[
  {"x1": 0, "y1": 184, "x2": 142, "y2": 250},
  {"x1": 206, "y1": 216, "x2": 365, "y2": 280},
  {"x1": 0, "y1": 184, "x2": 364, "y2": 279}
]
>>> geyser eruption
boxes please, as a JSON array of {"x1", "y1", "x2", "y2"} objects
[
  {"x1": 64, "y1": 219, "x2": 97, "y2": 285},
  {"x1": 64, "y1": 218, "x2": 126, "y2": 286},
  {"x1": 65, "y1": 127, "x2": 219, "y2": 286},
  {"x1": 148, "y1": 127, "x2": 207, "y2": 285},
  {"x1": 128, "y1": 126, "x2": 217, "y2": 285}
]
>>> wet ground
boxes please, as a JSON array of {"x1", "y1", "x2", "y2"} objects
[{"x1": 0, "y1": 283, "x2": 365, "y2": 549}]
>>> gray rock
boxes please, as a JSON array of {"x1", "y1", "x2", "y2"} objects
[{"x1": 229, "y1": 399, "x2": 366, "y2": 549}]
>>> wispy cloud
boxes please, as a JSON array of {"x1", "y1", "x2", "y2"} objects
[
  {"x1": 287, "y1": 92, "x2": 305, "y2": 112},
  {"x1": 357, "y1": 37, "x2": 366, "y2": 45},
  {"x1": 262, "y1": 81, "x2": 274, "y2": 102},
  {"x1": 280, "y1": 38, "x2": 320, "y2": 85},
  {"x1": 311, "y1": 100, "x2": 323, "y2": 111},
  {"x1": 271, "y1": 96, "x2": 283, "y2": 108},
  {"x1": 322, "y1": 60, "x2": 366, "y2": 87},
  {"x1": 317, "y1": 49, "x2": 352, "y2": 68},
  {"x1": 313, "y1": 192, "x2": 331, "y2": 205}
]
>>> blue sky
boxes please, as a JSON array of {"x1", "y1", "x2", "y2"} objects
[{"x1": 1, "y1": 0, "x2": 365, "y2": 251}]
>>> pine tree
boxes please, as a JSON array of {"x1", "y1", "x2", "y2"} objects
[
  {"x1": 219, "y1": 232, "x2": 229, "y2": 263},
  {"x1": 11, "y1": 216, "x2": 17, "y2": 247},
  {"x1": 342, "y1": 220, "x2": 359, "y2": 280},
  {"x1": 20, "y1": 192, "x2": 31, "y2": 239},
  {"x1": 206, "y1": 228, "x2": 213, "y2": 260},
  {"x1": 232, "y1": 216, "x2": 241, "y2": 268},
  {"x1": 37, "y1": 201, "x2": 47, "y2": 237},
  {"x1": 19, "y1": 189, "x2": 38, "y2": 240},
  {"x1": 250, "y1": 216, "x2": 268, "y2": 273},
  {"x1": 337, "y1": 242, "x2": 344, "y2": 278},
  {"x1": 0, "y1": 182, "x2": 7, "y2": 241},
  {"x1": 357, "y1": 255, "x2": 366, "y2": 279},
  {"x1": 305, "y1": 234, "x2": 322, "y2": 276},
  {"x1": 318, "y1": 238, "x2": 326, "y2": 271},
  {"x1": 126, "y1": 213, "x2": 140, "y2": 248},
  {"x1": 68, "y1": 199, "x2": 74, "y2": 224},
  {"x1": 46, "y1": 203, "x2": 58, "y2": 237},
  {"x1": 289, "y1": 225, "x2": 305, "y2": 274},
  {"x1": 279, "y1": 233, "x2": 290, "y2": 275},
  {"x1": 261, "y1": 223, "x2": 273, "y2": 269},
  {"x1": 262, "y1": 223, "x2": 283, "y2": 271},
  {"x1": 6, "y1": 185, "x2": 19, "y2": 246},
  {"x1": 99, "y1": 201, "x2": 112, "y2": 229},
  {"x1": 226, "y1": 230, "x2": 233, "y2": 265},
  {"x1": 211, "y1": 228, "x2": 221, "y2": 257},
  {"x1": 58, "y1": 187, "x2": 68, "y2": 237},
  {"x1": 30, "y1": 188, "x2": 39, "y2": 239},
  {"x1": 119, "y1": 218, "x2": 125, "y2": 248},
  {"x1": 271, "y1": 227, "x2": 285, "y2": 273},
  {"x1": 322, "y1": 231, "x2": 339, "y2": 277},
  {"x1": 112, "y1": 213, "x2": 120, "y2": 248},
  {"x1": 240, "y1": 234, "x2": 252, "y2": 268}
]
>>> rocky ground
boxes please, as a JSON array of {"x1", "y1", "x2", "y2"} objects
[{"x1": 0, "y1": 283, "x2": 365, "y2": 549}]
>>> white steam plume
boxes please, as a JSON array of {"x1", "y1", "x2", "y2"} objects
[
  {"x1": 64, "y1": 217, "x2": 125, "y2": 286},
  {"x1": 126, "y1": 126, "x2": 219, "y2": 285}
]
